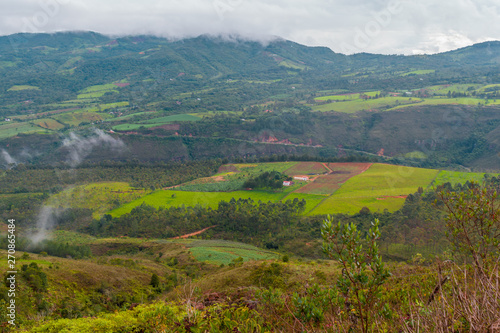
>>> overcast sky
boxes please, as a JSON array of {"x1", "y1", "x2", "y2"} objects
[{"x1": 1, "y1": 0, "x2": 499, "y2": 55}]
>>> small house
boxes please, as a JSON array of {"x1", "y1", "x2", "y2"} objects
[
  {"x1": 293, "y1": 176, "x2": 309, "y2": 181},
  {"x1": 283, "y1": 181, "x2": 294, "y2": 186}
]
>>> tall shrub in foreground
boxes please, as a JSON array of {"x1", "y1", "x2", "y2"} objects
[{"x1": 321, "y1": 217, "x2": 390, "y2": 333}]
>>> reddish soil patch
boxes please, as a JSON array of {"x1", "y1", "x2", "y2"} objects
[
  {"x1": 172, "y1": 226, "x2": 217, "y2": 239},
  {"x1": 294, "y1": 163, "x2": 373, "y2": 195},
  {"x1": 285, "y1": 162, "x2": 329, "y2": 176},
  {"x1": 218, "y1": 165, "x2": 239, "y2": 173},
  {"x1": 113, "y1": 83, "x2": 130, "y2": 87},
  {"x1": 150, "y1": 124, "x2": 180, "y2": 131}
]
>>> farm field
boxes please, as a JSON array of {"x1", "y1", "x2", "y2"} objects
[
  {"x1": 313, "y1": 96, "x2": 419, "y2": 113},
  {"x1": 101, "y1": 163, "x2": 499, "y2": 219},
  {"x1": 53, "y1": 111, "x2": 106, "y2": 127},
  {"x1": 310, "y1": 163, "x2": 439, "y2": 215},
  {"x1": 294, "y1": 163, "x2": 372, "y2": 195},
  {"x1": 33, "y1": 118, "x2": 66, "y2": 130},
  {"x1": 112, "y1": 114, "x2": 201, "y2": 131},
  {"x1": 388, "y1": 97, "x2": 499, "y2": 110},
  {"x1": 0, "y1": 121, "x2": 46, "y2": 139},
  {"x1": 315, "y1": 91, "x2": 380, "y2": 101},
  {"x1": 431, "y1": 170, "x2": 490, "y2": 187},
  {"x1": 187, "y1": 240, "x2": 278, "y2": 265},
  {"x1": 7, "y1": 85, "x2": 40, "y2": 91},
  {"x1": 108, "y1": 189, "x2": 289, "y2": 218},
  {"x1": 284, "y1": 162, "x2": 328, "y2": 175},
  {"x1": 280, "y1": 192, "x2": 327, "y2": 214},
  {"x1": 49, "y1": 182, "x2": 148, "y2": 219}
]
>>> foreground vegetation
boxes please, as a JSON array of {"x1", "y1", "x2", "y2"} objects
[{"x1": 1, "y1": 181, "x2": 498, "y2": 332}]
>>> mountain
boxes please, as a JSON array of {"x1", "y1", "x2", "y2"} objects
[{"x1": 1, "y1": 31, "x2": 500, "y2": 170}]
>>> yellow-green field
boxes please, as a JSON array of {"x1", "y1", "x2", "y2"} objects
[
  {"x1": 431, "y1": 170, "x2": 491, "y2": 187},
  {"x1": 53, "y1": 111, "x2": 106, "y2": 126},
  {"x1": 48, "y1": 182, "x2": 148, "y2": 219},
  {"x1": 7, "y1": 85, "x2": 40, "y2": 91},
  {"x1": 33, "y1": 118, "x2": 66, "y2": 130}
]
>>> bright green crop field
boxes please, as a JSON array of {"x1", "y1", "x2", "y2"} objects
[
  {"x1": 431, "y1": 170, "x2": 491, "y2": 187},
  {"x1": 108, "y1": 189, "x2": 289, "y2": 217}
]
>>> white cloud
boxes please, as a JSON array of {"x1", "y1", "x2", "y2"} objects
[{"x1": 0, "y1": 0, "x2": 498, "y2": 54}]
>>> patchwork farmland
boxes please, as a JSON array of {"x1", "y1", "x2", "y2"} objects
[{"x1": 103, "y1": 162, "x2": 494, "y2": 218}]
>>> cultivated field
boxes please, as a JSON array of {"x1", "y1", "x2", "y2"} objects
[
  {"x1": 431, "y1": 170, "x2": 489, "y2": 187},
  {"x1": 34, "y1": 118, "x2": 66, "y2": 130},
  {"x1": 310, "y1": 163, "x2": 439, "y2": 215},
  {"x1": 109, "y1": 189, "x2": 289, "y2": 217},
  {"x1": 313, "y1": 96, "x2": 419, "y2": 113},
  {"x1": 187, "y1": 240, "x2": 278, "y2": 265},
  {"x1": 284, "y1": 162, "x2": 328, "y2": 175},
  {"x1": 49, "y1": 182, "x2": 148, "y2": 219},
  {"x1": 293, "y1": 163, "x2": 372, "y2": 195}
]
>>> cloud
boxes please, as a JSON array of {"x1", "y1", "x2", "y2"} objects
[
  {"x1": 62, "y1": 129, "x2": 125, "y2": 167},
  {"x1": 0, "y1": 0, "x2": 498, "y2": 54}
]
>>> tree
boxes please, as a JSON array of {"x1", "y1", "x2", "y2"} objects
[
  {"x1": 150, "y1": 273, "x2": 160, "y2": 289},
  {"x1": 322, "y1": 217, "x2": 390, "y2": 333}
]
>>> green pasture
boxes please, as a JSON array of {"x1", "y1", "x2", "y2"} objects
[
  {"x1": 0, "y1": 122, "x2": 46, "y2": 139},
  {"x1": 108, "y1": 189, "x2": 288, "y2": 218},
  {"x1": 313, "y1": 96, "x2": 419, "y2": 113},
  {"x1": 112, "y1": 123, "x2": 160, "y2": 131},
  {"x1": 311, "y1": 163, "x2": 439, "y2": 215}
]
